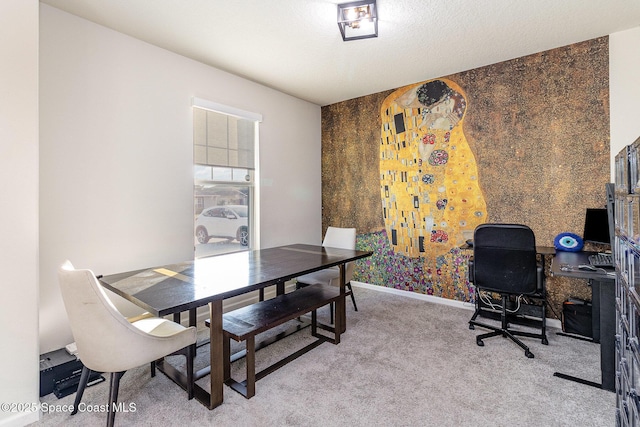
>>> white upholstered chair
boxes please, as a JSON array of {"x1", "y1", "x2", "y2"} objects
[
  {"x1": 58, "y1": 261, "x2": 197, "y2": 427},
  {"x1": 296, "y1": 227, "x2": 358, "y2": 319}
]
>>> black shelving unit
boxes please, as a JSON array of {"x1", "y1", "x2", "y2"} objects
[{"x1": 615, "y1": 138, "x2": 640, "y2": 426}]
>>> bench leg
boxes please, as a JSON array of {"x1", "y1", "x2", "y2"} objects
[
  {"x1": 330, "y1": 302, "x2": 334, "y2": 325},
  {"x1": 223, "y1": 334, "x2": 231, "y2": 382},
  {"x1": 334, "y1": 299, "x2": 342, "y2": 344},
  {"x1": 312, "y1": 309, "x2": 317, "y2": 336},
  {"x1": 246, "y1": 336, "x2": 256, "y2": 398},
  {"x1": 186, "y1": 343, "x2": 194, "y2": 400}
]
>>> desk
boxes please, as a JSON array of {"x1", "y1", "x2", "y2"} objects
[
  {"x1": 99, "y1": 244, "x2": 372, "y2": 409},
  {"x1": 550, "y1": 250, "x2": 616, "y2": 391}
]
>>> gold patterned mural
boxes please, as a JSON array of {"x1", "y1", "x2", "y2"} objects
[
  {"x1": 321, "y1": 37, "x2": 610, "y2": 318},
  {"x1": 380, "y1": 79, "x2": 487, "y2": 257}
]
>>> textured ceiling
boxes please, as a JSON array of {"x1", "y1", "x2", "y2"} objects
[{"x1": 41, "y1": 0, "x2": 640, "y2": 106}]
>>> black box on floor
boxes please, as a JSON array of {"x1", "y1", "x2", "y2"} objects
[
  {"x1": 40, "y1": 348, "x2": 83, "y2": 397},
  {"x1": 562, "y1": 298, "x2": 593, "y2": 338},
  {"x1": 53, "y1": 370, "x2": 104, "y2": 398}
]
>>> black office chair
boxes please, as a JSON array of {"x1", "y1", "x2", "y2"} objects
[{"x1": 468, "y1": 223, "x2": 548, "y2": 358}]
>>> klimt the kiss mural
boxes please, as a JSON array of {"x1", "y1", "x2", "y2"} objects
[
  {"x1": 327, "y1": 38, "x2": 608, "y2": 311},
  {"x1": 380, "y1": 78, "x2": 487, "y2": 258}
]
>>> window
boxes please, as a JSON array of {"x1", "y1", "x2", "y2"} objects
[{"x1": 192, "y1": 98, "x2": 261, "y2": 258}]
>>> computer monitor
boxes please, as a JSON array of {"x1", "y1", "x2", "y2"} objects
[{"x1": 583, "y1": 208, "x2": 611, "y2": 246}]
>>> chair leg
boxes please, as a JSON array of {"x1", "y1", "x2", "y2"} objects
[
  {"x1": 347, "y1": 282, "x2": 358, "y2": 311},
  {"x1": 499, "y1": 295, "x2": 534, "y2": 358},
  {"x1": 223, "y1": 333, "x2": 231, "y2": 382},
  {"x1": 72, "y1": 366, "x2": 91, "y2": 415},
  {"x1": 471, "y1": 294, "x2": 535, "y2": 358},
  {"x1": 107, "y1": 371, "x2": 125, "y2": 427},
  {"x1": 468, "y1": 298, "x2": 481, "y2": 330}
]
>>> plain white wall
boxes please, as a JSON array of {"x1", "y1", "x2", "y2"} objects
[
  {"x1": 39, "y1": 4, "x2": 322, "y2": 353},
  {"x1": 610, "y1": 26, "x2": 640, "y2": 178},
  {"x1": 0, "y1": 1, "x2": 40, "y2": 426}
]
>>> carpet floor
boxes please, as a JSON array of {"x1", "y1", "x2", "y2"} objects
[{"x1": 34, "y1": 286, "x2": 615, "y2": 426}]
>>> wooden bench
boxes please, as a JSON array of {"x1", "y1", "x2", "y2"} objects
[{"x1": 206, "y1": 283, "x2": 343, "y2": 399}]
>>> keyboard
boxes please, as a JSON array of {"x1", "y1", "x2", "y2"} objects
[{"x1": 589, "y1": 253, "x2": 613, "y2": 268}]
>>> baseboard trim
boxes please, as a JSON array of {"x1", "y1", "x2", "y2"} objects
[
  {"x1": 351, "y1": 281, "x2": 562, "y2": 330},
  {"x1": 0, "y1": 410, "x2": 40, "y2": 427},
  {"x1": 188, "y1": 280, "x2": 561, "y2": 331}
]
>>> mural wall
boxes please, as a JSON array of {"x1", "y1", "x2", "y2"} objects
[
  {"x1": 381, "y1": 78, "x2": 487, "y2": 257},
  {"x1": 321, "y1": 37, "x2": 610, "y2": 317}
]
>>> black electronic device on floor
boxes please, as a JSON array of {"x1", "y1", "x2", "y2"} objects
[
  {"x1": 40, "y1": 348, "x2": 104, "y2": 397},
  {"x1": 562, "y1": 298, "x2": 593, "y2": 339}
]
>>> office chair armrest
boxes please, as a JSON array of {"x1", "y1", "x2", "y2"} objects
[
  {"x1": 536, "y1": 264, "x2": 545, "y2": 293},
  {"x1": 468, "y1": 257, "x2": 474, "y2": 283}
]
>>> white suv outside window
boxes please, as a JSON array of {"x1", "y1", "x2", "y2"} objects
[{"x1": 195, "y1": 205, "x2": 248, "y2": 246}]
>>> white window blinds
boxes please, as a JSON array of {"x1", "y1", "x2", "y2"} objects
[{"x1": 192, "y1": 97, "x2": 261, "y2": 169}]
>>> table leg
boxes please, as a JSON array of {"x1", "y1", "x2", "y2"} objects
[
  {"x1": 599, "y1": 279, "x2": 616, "y2": 392},
  {"x1": 189, "y1": 308, "x2": 197, "y2": 327},
  {"x1": 208, "y1": 300, "x2": 224, "y2": 409},
  {"x1": 591, "y1": 279, "x2": 601, "y2": 343},
  {"x1": 552, "y1": 277, "x2": 615, "y2": 393},
  {"x1": 338, "y1": 264, "x2": 346, "y2": 334},
  {"x1": 276, "y1": 280, "x2": 285, "y2": 296}
]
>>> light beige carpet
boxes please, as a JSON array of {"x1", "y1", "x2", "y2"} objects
[{"x1": 34, "y1": 286, "x2": 615, "y2": 426}]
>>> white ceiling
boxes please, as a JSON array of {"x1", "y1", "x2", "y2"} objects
[{"x1": 41, "y1": 0, "x2": 640, "y2": 106}]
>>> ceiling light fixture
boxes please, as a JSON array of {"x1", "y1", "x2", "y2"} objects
[{"x1": 337, "y1": 0, "x2": 378, "y2": 41}]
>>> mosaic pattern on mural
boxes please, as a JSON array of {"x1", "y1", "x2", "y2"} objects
[
  {"x1": 354, "y1": 230, "x2": 474, "y2": 302},
  {"x1": 380, "y1": 78, "x2": 487, "y2": 258},
  {"x1": 322, "y1": 38, "x2": 609, "y2": 318}
]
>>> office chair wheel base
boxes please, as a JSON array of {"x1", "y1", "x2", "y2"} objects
[
  {"x1": 476, "y1": 338, "x2": 484, "y2": 347},
  {"x1": 542, "y1": 337, "x2": 548, "y2": 345},
  {"x1": 525, "y1": 350, "x2": 534, "y2": 358},
  {"x1": 469, "y1": 324, "x2": 475, "y2": 330}
]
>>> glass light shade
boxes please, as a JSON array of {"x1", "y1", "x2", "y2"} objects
[{"x1": 337, "y1": 0, "x2": 378, "y2": 41}]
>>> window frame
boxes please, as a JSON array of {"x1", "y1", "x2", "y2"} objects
[{"x1": 192, "y1": 98, "x2": 262, "y2": 257}]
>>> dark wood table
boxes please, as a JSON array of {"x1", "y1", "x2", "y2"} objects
[
  {"x1": 550, "y1": 250, "x2": 616, "y2": 391},
  {"x1": 99, "y1": 244, "x2": 372, "y2": 409}
]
